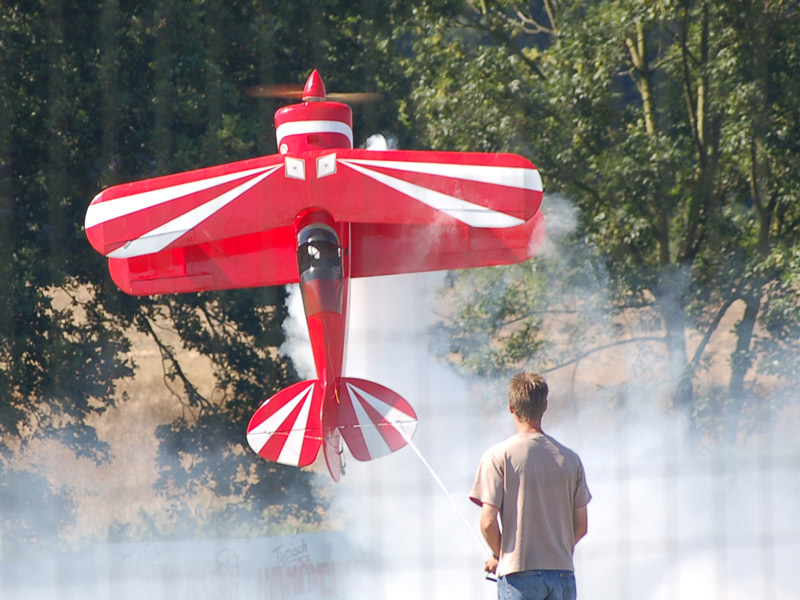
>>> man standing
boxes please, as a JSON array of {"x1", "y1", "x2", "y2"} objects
[{"x1": 470, "y1": 372, "x2": 591, "y2": 600}]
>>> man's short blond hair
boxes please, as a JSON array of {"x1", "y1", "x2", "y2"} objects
[{"x1": 508, "y1": 372, "x2": 548, "y2": 422}]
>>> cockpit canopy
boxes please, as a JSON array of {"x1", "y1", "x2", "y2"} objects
[{"x1": 297, "y1": 224, "x2": 342, "y2": 278}]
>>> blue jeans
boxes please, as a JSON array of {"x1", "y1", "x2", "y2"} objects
[{"x1": 498, "y1": 570, "x2": 577, "y2": 600}]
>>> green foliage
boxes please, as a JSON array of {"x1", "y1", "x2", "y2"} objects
[
  {"x1": 3, "y1": 0, "x2": 799, "y2": 550},
  {"x1": 434, "y1": 209, "x2": 619, "y2": 380},
  {"x1": 1, "y1": 1, "x2": 134, "y2": 498},
  {"x1": 411, "y1": 0, "x2": 800, "y2": 439},
  {"x1": 0, "y1": 469, "x2": 74, "y2": 558},
  {"x1": 0, "y1": 0, "x2": 416, "y2": 550}
]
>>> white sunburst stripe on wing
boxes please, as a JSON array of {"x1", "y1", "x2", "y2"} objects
[
  {"x1": 345, "y1": 381, "x2": 417, "y2": 459},
  {"x1": 107, "y1": 165, "x2": 281, "y2": 259},
  {"x1": 340, "y1": 157, "x2": 542, "y2": 192},
  {"x1": 339, "y1": 159, "x2": 526, "y2": 229},
  {"x1": 85, "y1": 164, "x2": 281, "y2": 229},
  {"x1": 247, "y1": 382, "x2": 315, "y2": 464}
]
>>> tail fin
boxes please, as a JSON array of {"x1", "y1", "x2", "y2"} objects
[
  {"x1": 335, "y1": 378, "x2": 417, "y2": 462},
  {"x1": 246, "y1": 380, "x2": 323, "y2": 467}
]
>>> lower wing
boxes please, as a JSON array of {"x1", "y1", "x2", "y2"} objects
[
  {"x1": 350, "y1": 210, "x2": 545, "y2": 278},
  {"x1": 106, "y1": 211, "x2": 544, "y2": 295},
  {"x1": 107, "y1": 227, "x2": 298, "y2": 295}
]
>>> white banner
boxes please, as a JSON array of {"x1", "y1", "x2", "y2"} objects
[{"x1": 2, "y1": 531, "x2": 377, "y2": 600}]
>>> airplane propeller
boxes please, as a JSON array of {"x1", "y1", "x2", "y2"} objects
[
  {"x1": 246, "y1": 70, "x2": 381, "y2": 103},
  {"x1": 246, "y1": 84, "x2": 382, "y2": 103}
]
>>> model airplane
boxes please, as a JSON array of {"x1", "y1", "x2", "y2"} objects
[{"x1": 85, "y1": 70, "x2": 545, "y2": 481}]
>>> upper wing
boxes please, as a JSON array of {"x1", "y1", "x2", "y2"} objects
[
  {"x1": 86, "y1": 149, "x2": 543, "y2": 294},
  {"x1": 328, "y1": 149, "x2": 545, "y2": 276},
  {"x1": 314, "y1": 149, "x2": 542, "y2": 227},
  {"x1": 85, "y1": 154, "x2": 287, "y2": 259}
]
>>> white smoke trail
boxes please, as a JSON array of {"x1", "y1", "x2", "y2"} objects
[
  {"x1": 315, "y1": 270, "x2": 800, "y2": 600},
  {"x1": 303, "y1": 195, "x2": 800, "y2": 599},
  {"x1": 280, "y1": 284, "x2": 315, "y2": 380},
  {"x1": 3, "y1": 224, "x2": 796, "y2": 599},
  {"x1": 330, "y1": 272, "x2": 497, "y2": 600}
]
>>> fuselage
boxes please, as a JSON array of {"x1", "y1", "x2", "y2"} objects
[
  {"x1": 279, "y1": 69, "x2": 355, "y2": 390},
  {"x1": 280, "y1": 71, "x2": 356, "y2": 479},
  {"x1": 296, "y1": 212, "x2": 349, "y2": 389}
]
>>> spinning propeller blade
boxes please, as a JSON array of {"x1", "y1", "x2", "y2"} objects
[
  {"x1": 246, "y1": 85, "x2": 382, "y2": 103},
  {"x1": 246, "y1": 70, "x2": 381, "y2": 103}
]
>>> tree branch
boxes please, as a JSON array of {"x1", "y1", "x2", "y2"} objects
[
  {"x1": 138, "y1": 313, "x2": 211, "y2": 415},
  {"x1": 459, "y1": 12, "x2": 547, "y2": 80},
  {"x1": 511, "y1": 3, "x2": 556, "y2": 35},
  {"x1": 679, "y1": 10, "x2": 701, "y2": 156},
  {"x1": 687, "y1": 296, "x2": 738, "y2": 376},
  {"x1": 544, "y1": 335, "x2": 665, "y2": 372}
]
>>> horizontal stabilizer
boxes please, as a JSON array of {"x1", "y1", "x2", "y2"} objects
[
  {"x1": 336, "y1": 378, "x2": 417, "y2": 462},
  {"x1": 247, "y1": 377, "x2": 417, "y2": 477},
  {"x1": 246, "y1": 380, "x2": 323, "y2": 467}
]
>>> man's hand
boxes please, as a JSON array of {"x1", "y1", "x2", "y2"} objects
[{"x1": 484, "y1": 555, "x2": 499, "y2": 574}]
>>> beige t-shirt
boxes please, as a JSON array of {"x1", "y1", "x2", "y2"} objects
[{"x1": 470, "y1": 432, "x2": 591, "y2": 577}]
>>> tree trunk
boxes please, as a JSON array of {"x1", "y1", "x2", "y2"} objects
[
  {"x1": 655, "y1": 270, "x2": 693, "y2": 413},
  {"x1": 726, "y1": 293, "x2": 761, "y2": 445},
  {"x1": 725, "y1": 2, "x2": 771, "y2": 444}
]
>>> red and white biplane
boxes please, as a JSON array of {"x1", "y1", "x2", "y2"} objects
[{"x1": 85, "y1": 71, "x2": 544, "y2": 481}]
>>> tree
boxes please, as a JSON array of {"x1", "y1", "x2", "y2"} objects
[
  {"x1": 0, "y1": 0, "x2": 420, "y2": 549},
  {"x1": 406, "y1": 0, "x2": 800, "y2": 440},
  {"x1": 0, "y1": 1, "x2": 134, "y2": 554}
]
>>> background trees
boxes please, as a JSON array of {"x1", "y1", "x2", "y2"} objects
[
  {"x1": 1, "y1": 0, "x2": 798, "y2": 553},
  {"x1": 410, "y1": 0, "x2": 800, "y2": 442},
  {"x1": 0, "y1": 0, "x2": 415, "y2": 551}
]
